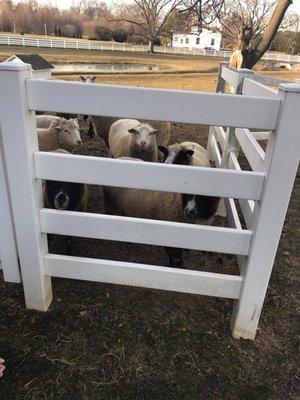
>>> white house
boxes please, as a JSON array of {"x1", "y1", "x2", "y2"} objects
[
  {"x1": 172, "y1": 27, "x2": 222, "y2": 51},
  {"x1": 5, "y1": 54, "x2": 54, "y2": 78}
]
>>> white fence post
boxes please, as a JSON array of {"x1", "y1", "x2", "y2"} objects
[
  {"x1": 0, "y1": 138, "x2": 21, "y2": 283},
  {"x1": 0, "y1": 62, "x2": 52, "y2": 310},
  {"x1": 221, "y1": 68, "x2": 254, "y2": 167},
  {"x1": 22, "y1": 36, "x2": 25, "y2": 47},
  {"x1": 231, "y1": 83, "x2": 300, "y2": 340},
  {"x1": 207, "y1": 61, "x2": 228, "y2": 160},
  {"x1": 7, "y1": 36, "x2": 10, "y2": 46}
]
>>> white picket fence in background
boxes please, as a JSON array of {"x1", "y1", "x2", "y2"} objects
[
  {"x1": 0, "y1": 61, "x2": 299, "y2": 341},
  {"x1": 0, "y1": 34, "x2": 299, "y2": 63}
]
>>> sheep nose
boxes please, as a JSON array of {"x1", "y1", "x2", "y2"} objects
[
  {"x1": 77, "y1": 140, "x2": 82, "y2": 145},
  {"x1": 140, "y1": 140, "x2": 147, "y2": 147},
  {"x1": 57, "y1": 193, "x2": 67, "y2": 205},
  {"x1": 184, "y1": 208, "x2": 198, "y2": 220}
]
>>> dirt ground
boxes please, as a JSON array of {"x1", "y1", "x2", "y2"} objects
[{"x1": 0, "y1": 52, "x2": 299, "y2": 399}]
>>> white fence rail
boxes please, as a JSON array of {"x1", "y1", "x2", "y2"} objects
[
  {"x1": 0, "y1": 61, "x2": 299, "y2": 342},
  {"x1": 0, "y1": 35, "x2": 299, "y2": 63}
]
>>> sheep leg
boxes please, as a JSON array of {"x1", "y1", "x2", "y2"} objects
[
  {"x1": 87, "y1": 119, "x2": 94, "y2": 139},
  {"x1": 65, "y1": 236, "x2": 72, "y2": 255},
  {"x1": 164, "y1": 247, "x2": 184, "y2": 269}
]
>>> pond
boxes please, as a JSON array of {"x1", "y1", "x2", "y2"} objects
[{"x1": 53, "y1": 63, "x2": 164, "y2": 74}]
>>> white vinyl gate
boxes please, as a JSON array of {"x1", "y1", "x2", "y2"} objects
[{"x1": 0, "y1": 61, "x2": 299, "y2": 340}]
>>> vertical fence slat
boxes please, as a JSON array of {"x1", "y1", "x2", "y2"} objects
[
  {"x1": 0, "y1": 135, "x2": 21, "y2": 283},
  {"x1": 0, "y1": 62, "x2": 52, "y2": 310}
]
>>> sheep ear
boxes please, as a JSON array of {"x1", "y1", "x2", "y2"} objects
[
  {"x1": 185, "y1": 150, "x2": 194, "y2": 158},
  {"x1": 158, "y1": 146, "x2": 168, "y2": 156},
  {"x1": 151, "y1": 129, "x2": 159, "y2": 135},
  {"x1": 91, "y1": 76, "x2": 97, "y2": 82},
  {"x1": 80, "y1": 75, "x2": 85, "y2": 81},
  {"x1": 128, "y1": 128, "x2": 137, "y2": 134}
]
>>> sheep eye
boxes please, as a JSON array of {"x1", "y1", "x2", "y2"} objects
[{"x1": 64, "y1": 129, "x2": 68, "y2": 133}]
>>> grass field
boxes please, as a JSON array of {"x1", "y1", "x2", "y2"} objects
[{"x1": 0, "y1": 46, "x2": 299, "y2": 400}]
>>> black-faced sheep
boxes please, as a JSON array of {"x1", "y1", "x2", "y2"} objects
[
  {"x1": 37, "y1": 119, "x2": 82, "y2": 151},
  {"x1": 108, "y1": 119, "x2": 159, "y2": 162},
  {"x1": 79, "y1": 75, "x2": 170, "y2": 146},
  {"x1": 158, "y1": 141, "x2": 220, "y2": 224},
  {"x1": 43, "y1": 149, "x2": 89, "y2": 212},
  {"x1": 43, "y1": 149, "x2": 89, "y2": 253},
  {"x1": 103, "y1": 151, "x2": 220, "y2": 268}
]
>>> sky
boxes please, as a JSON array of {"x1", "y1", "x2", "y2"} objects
[{"x1": 31, "y1": 0, "x2": 300, "y2": 14}]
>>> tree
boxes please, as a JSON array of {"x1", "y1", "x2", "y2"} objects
[
  {"x1": 115, "y1": 0, "x2": 185, "y2": 53},
  {"x1": 112, "y1": 29, "x2": 128, "y2": 42},
  {"x1": 181, "y1": 0, "x2": 294, "y2": 68},
  {"x1": 94, "y1": 26, "x2": 113, "y2": 40}
]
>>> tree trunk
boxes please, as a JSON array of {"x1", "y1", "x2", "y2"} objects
[
  {"x1": 148, "y1": 39, "x2": 155, "y2": 53},
  {"x1": 241, "y1": 0, "x2": 292, "y2": 69}
]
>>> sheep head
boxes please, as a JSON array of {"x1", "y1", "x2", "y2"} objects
[
  {"x1": 128, "y1": 123, "x2": 158, "y2": 151},
  {"x1": 55, "y1": 118, "x2": 82, "y2": 147}
]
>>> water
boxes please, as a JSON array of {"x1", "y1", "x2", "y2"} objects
[{"x1": 53, "y1": 63, "x2": 163, "y2": 74}]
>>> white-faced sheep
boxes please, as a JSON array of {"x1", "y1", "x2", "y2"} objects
[
  {"x1": 104, "y1": 148, "x2": 220, "y2": 268},
  {"x1": 108, "y1": 119, "x2": 159, "y2": 162},
  {"x1": 79, "y1": 76, "x2": 170, "y2": 146},
  {"x1": 37, "y1": 119, "x2": 82, "y2": 151}
]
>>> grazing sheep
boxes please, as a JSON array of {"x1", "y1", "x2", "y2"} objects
[
  {"x1": 104, "y1": 151, "x2": 220, "y2": 268},
  {"x1": 79, "y1": 76, "x2": 170, "y2": 145},
  {"x1": 108, "y1": 119, "x2": 159, "y2": 162},
  {"x1": 37, "y1": 119, "x2": 82, "y2": 151}
]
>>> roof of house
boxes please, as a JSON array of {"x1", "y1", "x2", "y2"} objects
[{"x1": 13, "y1": 54, "x2": 54, "y2": 70}]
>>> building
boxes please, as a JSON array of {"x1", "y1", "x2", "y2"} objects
[
  {"x1": 172, "y1": 27, "x2": 222, "y2": 51},
  {"x1": 5, "y1": 54, "x2": 54, "y2": 78}
]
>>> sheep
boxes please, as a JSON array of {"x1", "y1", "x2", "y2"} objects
[
  {"x1": 36, "y1": 114, "x2": 62, "y2": 129},
  {"x1": 37, "y1": 119, "x2": 82, "y2": 151},
  {"x1": 43, "y1": 149, "x2": 89, "y2": 253},
  {"x1": 43, "y1": 150, "x2": 89, "y2": 211},
  {"x1": 108, "y1": 119, "x2": 159, "y2": 162},
  {"x1": 104, "y1": 148, "x2": 220, "y2": 268},
  {"x1": 79, "y1": 76, "x2": 170, "y2": 145},
  {"x1": 158, "y1": 141, "x2": 220, "y2": 223}
]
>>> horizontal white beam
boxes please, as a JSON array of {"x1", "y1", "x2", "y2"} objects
[
  {"x1": 40, "y1": 209, "x2": 252, "y2": 255},
  {"x1": 221, "y1": 66, "x2": 238, "y2": 87},
  {"x1": 44, "y1": 253, "x2": 242, "y2": 299},
  {"x1": 242, "y1": 78, "x2": 279, "y2": 99},
  {"x1": 34, "y1": 152, "x2": 264, "y2": 201},
  {"x1": 210, "y1": 134, "x2": 222, "y2": 167},
  {"x1": 26, "y1": 79, "x2": 280, "y2": 129},
  {"x1": 235, "y1": 128, "x2": 265, "y2": 172}
]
